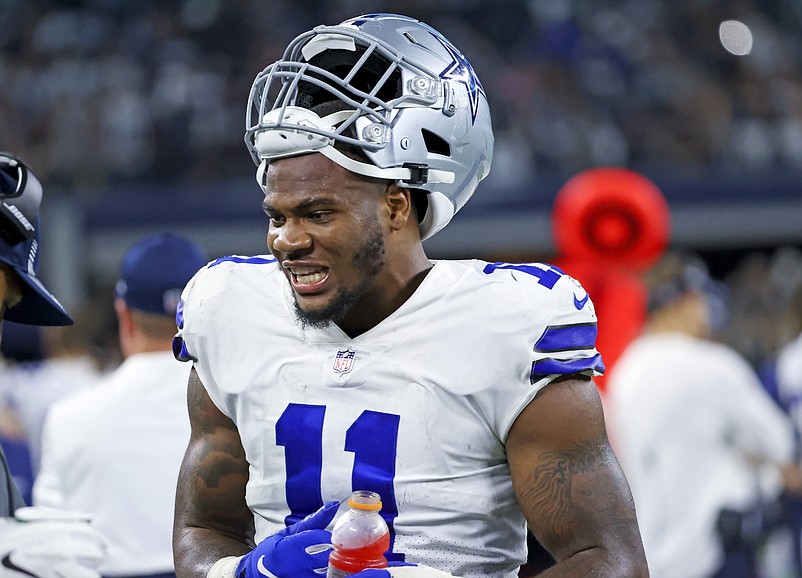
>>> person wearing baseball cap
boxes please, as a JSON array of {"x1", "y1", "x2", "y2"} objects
[
  {"x1": 112, "y1": 232, "x2": 207, "y2": 357},
  {"x1": 34, "y1": 232, "x2": 207, "y2": 578},
  {"x1": 0, "y1": 152, "x2": 72, "y2": 328},
  {"x1": 0, "y1": 152, "x2": 107, "y2": 577},
  {"x1": 606, "y1": 251, "x2": 799, "y2": 578}
]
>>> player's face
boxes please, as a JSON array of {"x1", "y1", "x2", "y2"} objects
[{"x1": 263, "y1": 153, "x2": 389, "y2": 330}]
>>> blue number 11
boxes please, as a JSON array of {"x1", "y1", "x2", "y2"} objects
[{"x1": 276, "y1": 403, "x2": 403, "y2": 559}]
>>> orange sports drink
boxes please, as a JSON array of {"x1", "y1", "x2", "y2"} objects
[{"x1": 327, "y1": 491, "x2": 390, "y2": 578}]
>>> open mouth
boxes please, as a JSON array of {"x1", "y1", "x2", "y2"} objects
[{"x1": 288, "y1": 266, "x2": 329, "y2": 293}]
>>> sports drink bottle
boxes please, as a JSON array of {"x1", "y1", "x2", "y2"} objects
[{"x1": 327, "y1": 490, "x2": 390, "y2": 578}]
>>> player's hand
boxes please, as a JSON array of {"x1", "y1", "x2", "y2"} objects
[
  {"x1": 235, "y1": 501, "x2": 339, "y2": 578},
  {"x1": 0, "y1": 507, "x2": 107, "y2": 578},
  {"x1": 353, "y1": 563, "x2": 456, "y2": 578}
]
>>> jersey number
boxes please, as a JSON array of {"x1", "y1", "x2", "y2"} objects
[
  {"x1": 483, "y1": 261, "x2": 562, "y2": 289},
  {"x1": 276, "y1": 403, "x2": 403, "y2": 560}
]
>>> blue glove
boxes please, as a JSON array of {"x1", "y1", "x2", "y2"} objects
[{"x1": 236, "y1": 501, "x2": 339, "y2": 578}]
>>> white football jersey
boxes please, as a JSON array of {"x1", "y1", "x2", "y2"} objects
[{"x1": 176, "y1": 257, "x2": 603, "y2": 578}]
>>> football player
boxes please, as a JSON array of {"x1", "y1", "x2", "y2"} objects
[{"x1": 172, "y1": 13, "x2": 648, "y2": 578}]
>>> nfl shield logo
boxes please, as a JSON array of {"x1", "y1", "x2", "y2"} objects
[{"x1": 333, "y1": 349, "x2": 356, "y2": 375}]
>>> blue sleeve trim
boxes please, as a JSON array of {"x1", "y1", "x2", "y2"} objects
[
  {"x1": 535, "y1": 323, "x2": 598, "y2": 353},
  {"x1": 172, "y1": 335, "x2": 195, "y2": 363},
  {"x1": 172, "y1": 300, "x2": 195, "y2": 362},
  {"x1": 530, "y1": 354, "x2": 605, "y2": 383},
  {"x1": 208, "y1": 255, "x2": 276, "y2": 268}
]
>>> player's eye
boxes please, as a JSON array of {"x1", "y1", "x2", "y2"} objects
[
  {"x1": 308, "y1": 211, "x2": 331, "y2": 221},
  {"x1": 265, "y1": 213, "x2": 283, "y2": 226}
]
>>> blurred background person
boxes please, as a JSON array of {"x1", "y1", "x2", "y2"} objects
[
  {"x1": 765, "y1": 279, "x2": 802, "y2": 575},
  {"x1": 758, "y1": 260, "x2": 802, "y2": 422},
  {"x1": 33, "y1": 232, "x2": 207, "y2": 578},
  {"x1": 605, "y1": 251, "x2": 802, "y2": 578},
  {"x1": 0, "y1": 310, "x2": 106, "y2": 507},
  {"x1": 0, "y1": 305, "x2": 106, "y2": 478}
]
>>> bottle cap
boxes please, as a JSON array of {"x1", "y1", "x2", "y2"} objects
[{"x1": 348, "y1": 490, "x2": 382, "y2": 511}]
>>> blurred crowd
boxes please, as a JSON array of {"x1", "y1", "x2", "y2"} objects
[
  {"x1": 1, "y1": 0, "x2": 802, "y2": 200},
  {"x1": 719, "y1": 246, "x2": 802, "y2": 373}
]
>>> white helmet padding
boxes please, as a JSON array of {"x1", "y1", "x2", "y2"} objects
[{"x1": 253, "y1": 107, "x2": 456, "y2": 185}]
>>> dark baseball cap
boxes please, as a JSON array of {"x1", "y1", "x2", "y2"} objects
[
  {"x1": 0, "y1": 224, "x2": 74, "y2": 326},
  {"x1": 114, "y1": 233, "x2": 207, "y2": 316},
  {"x1": 0, "y1": 153, "x2": 72, "y2": 326}
]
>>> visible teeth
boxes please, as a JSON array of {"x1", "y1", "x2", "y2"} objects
[{"x1": 294, "y1": 270, "x2": 324, "y2": 285}]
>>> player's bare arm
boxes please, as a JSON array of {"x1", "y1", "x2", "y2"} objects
[
  {"x1": 507, "y1": 376, "x2": 649, "y2": 577},
  {"x1": 174, "y1": 367, "x2": 254, "y2": 578}
]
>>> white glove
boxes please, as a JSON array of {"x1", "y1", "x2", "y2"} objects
[{"x1": 0, "y1": 507, "x2": 107, "y2": 578}]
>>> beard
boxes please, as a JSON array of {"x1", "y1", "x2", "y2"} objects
[{"x1": 293, "y1": 219, "x2": 385, "y2": 331}]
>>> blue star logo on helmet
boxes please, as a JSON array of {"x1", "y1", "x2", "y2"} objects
[
  {"x1": 344, "y1": 14, "x2": 485, "y2": 125},
  {"x1": 397, "y1": 16, "x2": 486, "y2": 125},
  {"x1": 433, "y1": 35, "x2": 485, "y2": 124}
]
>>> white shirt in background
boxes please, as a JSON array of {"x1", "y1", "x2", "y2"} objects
[
  {"x1": 34, "y1": 351, "x2": 191, "y2": 576},
  {"x1": 605, "y1": 332, "x2": 796, "y2": 578}
]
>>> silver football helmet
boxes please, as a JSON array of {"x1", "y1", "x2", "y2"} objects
[{"x1": 245, "y1": 13, "x2": 494, "y2": 239}]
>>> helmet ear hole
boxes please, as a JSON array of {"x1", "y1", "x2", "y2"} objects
[
  {"x1": 410, "y1": 190, "x2": 428, "y2": 224},
  {"x1": 421, "y1": 129, "x2": 450, "y2": 157}
]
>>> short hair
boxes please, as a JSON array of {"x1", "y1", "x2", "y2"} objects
[
  {"x1": 644, "y1": 252, "x2": 712, "y2": 313},
  {"x1": 131, "y1": 309, "x2": 180, "y2": 340}
]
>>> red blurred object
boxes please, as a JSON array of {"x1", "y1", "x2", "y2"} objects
[
  {"x1": 553, "y1": 167, "x2": 670, "y2": 271},
  {"x1": 551, "y1": 168, "x2": 670, "y2": 392}
]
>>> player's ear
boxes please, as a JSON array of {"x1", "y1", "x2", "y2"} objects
[
  {"x1": 385, "y1": 184, "x2": 413, "y2": 232},
  {"x1": 114, "y1": 297, "x2": 134, "y2": 333}
]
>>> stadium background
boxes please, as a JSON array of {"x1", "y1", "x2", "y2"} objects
[
  {"x1": 1, "y1": 2, "x2": 801, "y2": 378},
  {"x1": 1, "y1": 0, "x2": 802, "y2": 573}
]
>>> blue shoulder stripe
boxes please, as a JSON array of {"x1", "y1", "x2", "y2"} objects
[
  {"x1": 535, "y1": 323, "x2": 598, "y2": 353},
  {"x1": 208, "y1": 255, "x2": 276, "y2": 268},
  {"x1": 530, "y1": 354, "x2": 605, "y2": 383},
  {"x1": 172, "y1": 335, "x2": 195, "y2": 363}
]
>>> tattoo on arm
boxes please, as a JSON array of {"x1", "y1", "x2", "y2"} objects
[
  {"x1": 522, "y1": 433, "x2": 618, "y2": 540},
  {"x1": 508, "y1": 379, "x2": 647, "y2": 574},
  {"x1": 174, "y1": 368, "x2": 254, "y2": 578}
]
